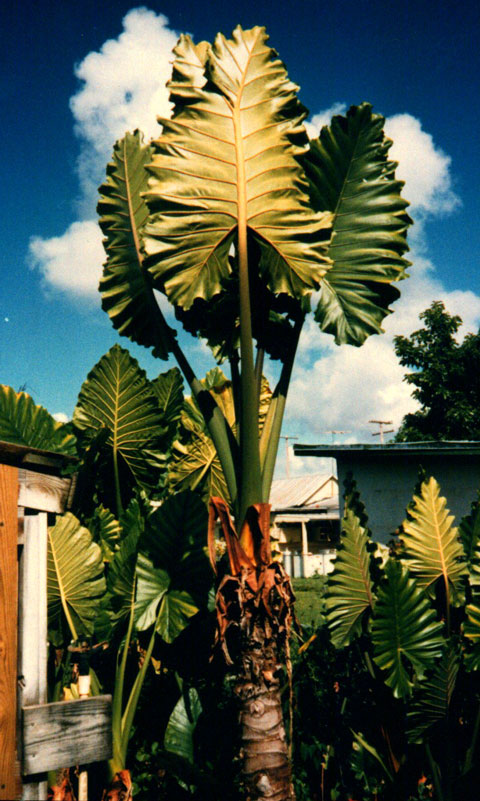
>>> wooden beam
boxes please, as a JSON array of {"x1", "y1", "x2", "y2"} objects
[
  {"x1": 0, "y1": 464, "x2": 20, "y2": 799},
  {"x1": 18, "y1": 470, "x2": 75, "y2": 514},
  {"x1": 18, "y1": 513, "x2": 48, "y2": 799},
  {"x1": 22, "y1": 696, "x2": 112, "y2": 775}
]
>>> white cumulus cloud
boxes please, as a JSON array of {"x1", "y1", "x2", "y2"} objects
[
  {"x1": 304, "y1": 102, "x2": 347, "y2": 139},
  {"x1": 30, "y1": 220, "x2": 105, "y2": 298},
  {"x1": 29, "y1": 7, "x2": 178, "y2": 299},
  {"x1": 71, "y1": 7, "x2": 178, "y2": 209},
  {"x1": 385, "y1": 114, "x2": 460, "y2": 216}
]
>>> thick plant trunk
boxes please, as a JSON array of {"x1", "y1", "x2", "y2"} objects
[
  {"x1": 209, "y1": 498, "x2": 296, "y2": 801},
  {"x1": 236, "y1": 632, "x2": 295, "y2": 800}
]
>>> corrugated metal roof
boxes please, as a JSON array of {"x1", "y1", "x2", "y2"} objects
[{"x1": 270, "y1": 473, "x2": 337, "y2": 510}]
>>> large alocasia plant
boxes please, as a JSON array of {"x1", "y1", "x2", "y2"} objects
[
  {"x1": 95, "y1": 24, "x2": 411, "y2": 800},
  {"x1": 319, "y1": 477, "x2": 480, "y2": 800}
]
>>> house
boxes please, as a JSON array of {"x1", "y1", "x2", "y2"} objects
[
  {"x1": 294, "y1": 441, "x2": 480, "y2": 543},
  {"x1": 270, "y1": 473, "x2": 340, "y2": 577}
]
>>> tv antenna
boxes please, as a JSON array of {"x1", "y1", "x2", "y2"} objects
[{"x1": 369, "y1": 419, "x2": 394, "y2": 445}]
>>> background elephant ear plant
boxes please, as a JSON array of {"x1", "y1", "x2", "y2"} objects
[{"x1": 96, "y1": 23, "x2": 411, "y2": 800}]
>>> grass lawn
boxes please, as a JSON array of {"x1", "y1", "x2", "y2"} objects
[{"x1": 291, "y1": 576, "x2": 327, "y2": 630}]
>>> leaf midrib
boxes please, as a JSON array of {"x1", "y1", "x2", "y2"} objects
[{"x1": 49, "y1": 527, "x2": 78, "y2": 640}]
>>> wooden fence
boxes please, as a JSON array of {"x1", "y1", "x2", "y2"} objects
[{"x1": 0, "y1": 443, "x2": 111, "y2": 799}]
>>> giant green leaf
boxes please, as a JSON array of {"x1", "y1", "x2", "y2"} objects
[
  {"x1": 325, "y1": 508, "x2": 376, "y2": 647},
  {"x1": 135, "y1": 555, "x2": 198, "y2": 643},
  {"x1": 98, "y1": 131, "x2": 174, "y2": 359},
  {"x1": 144, "y1": 26, "x2": 332, "y2": 309},
  {"x1": 73, "y1": 345, "x2": 168, "y2": 494},
  {"x1": 141, "y1": 491, "x2": 210, "y2": 600},
  {"x1": 47, "y1": 513, "x2": 106, "y2": 643},
  {"x1": 0, "y1": 385, "x2": 77, "y2": 456},
  {"x1": 304, "y1": 103, "x2": 412, "y2": 345},
  {"x1": 135, "y1": 491, "x2": 211, "y2": 642},
  {"x1": 371, "y1": 560, "x2": 444, "y2": 699},
  {"x1": 401, "y1": 477, "x2": 468, "y2": 606},
  {"x1": 407, "y1": 642, "x2": 460, "y2": 743}
]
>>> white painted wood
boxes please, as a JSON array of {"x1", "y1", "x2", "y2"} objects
[
  {"x1": 18, "y1": 469, "x2": 73, "y2": 514},
  {"x1": 18, "y1": 512, "x2": 48, "y2": 799},
  {"x1": 22, "y1": 696, "x2": 112, "y2": 775},
  {"x1": 301, "y1": 520, "x2": 309, "y2": 556}
]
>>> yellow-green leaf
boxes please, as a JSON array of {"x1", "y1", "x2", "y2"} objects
[
  {"x1": 401, "y1": 477, "x2": 467, "y2": 606},
  {"x1": 144, "y1": 26, "x2": 331, "y2": 309}
]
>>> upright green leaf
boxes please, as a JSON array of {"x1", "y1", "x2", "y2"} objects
[
  {"x1": 371, "y1": 560, "x2": 444, "y2": 699},
  {"x1": 164, "y1": 687, "x2": 202, "y2": 764},
  {"x1": 108, "y1": 528, "x2": 142, "y2": 624},
  {"x1": 73, "y1": 345, "x2": 168, "y2": 494},
  {"x1": 459, "y1": 494, "x2": 480, "y2": 584},
  {"x1": 168, "y1": 371, "x2": 236, "y2": 503},
  {"x1": 89, "y1": 505, "x2": 122, "y2": 561},
  {"x1": 325, "y1": 508, "x2": 375, "y2": 647},
  {"x1": 47, "y1": 513, "x2": 106, "y2": 643},
  {"x1": 304, "y1": 103, "x2": 411, "y2": 345},
  {"x1": 407, "y1": 642, "x2": 460, "y2": 743},
  {"x1": 463, "y1": 603, "x2": 480, "y2": 671},
  {"x1": 0, "y1": 385, "x2": 77, "y2": 456},
  {"x1": 144, "y1": 26, "x2": 332, "y2": 309},
  {"x1": 401, "y1": 477, "x2": 468, "y2": 606},
  {"x1": 152, "y1": 367, "x2": 185, "y2": 442},
  {"x1": 98, "y1": 131, "x2": 174, "y2": 358},
  {"x1": 169, "y1": 430, "x2": 230, "y2": 503}
]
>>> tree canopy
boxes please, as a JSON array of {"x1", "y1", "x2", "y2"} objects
[{"x1": 394, "y1": 301, "x2": 480, "y2": 441}]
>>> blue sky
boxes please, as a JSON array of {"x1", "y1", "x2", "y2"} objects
[{"x1": 2, "y1": 0, "x2": 479, "y2": 470}]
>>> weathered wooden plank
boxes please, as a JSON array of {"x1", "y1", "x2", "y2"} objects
[
  {"x1": 18, "y1": 513, "x2": 48, "y2": 799},
  {"x1": 22, "y1": 696, "x2": 112, "y2": 775},
  {"x1": 0, "y1": 441, "x2": 77, "y2": 475},
  {"x1": 18, "y1": 469, "x2": 74, "y2": 514},
  {"x1": 0, "y1": 464, "x2": 20, "y2": 799}
]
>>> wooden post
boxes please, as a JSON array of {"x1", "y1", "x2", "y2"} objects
[
  {"x1": 18, "y1": 513, "x2": 48, "y2": 800},
  {"x1": 0, "y1": 464, "x2": 20, "y2": 799}
]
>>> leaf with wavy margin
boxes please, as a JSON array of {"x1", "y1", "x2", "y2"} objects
[
  {"x1": 372, "y1": 560, "x2": 444, "y2": 699},
  {"x1": 144, "y1": 26, "x2": 331, "y2": 309},
  {"x1": 0, "y1": 385, "x2": 76, "y2": 456},
  {"x1": 304, "y1": 103, "x2": 411, "y2": 345},
  {"x1": 407, "y1": 642, "x2": 460, "y2": 742},
  {"x1": 325, "y1": 507, "x2": 376, "y2": 647},
  {"x1": 73, "y1": 345, "x2": 168, "y2": 493},
  {"x1": 98, "y1": 131, "x2": 174, "y2": 358}
]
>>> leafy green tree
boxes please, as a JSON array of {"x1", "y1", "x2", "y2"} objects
[
  {"x1": 97, "y1": 24, "x2": 411, "y2": 799},
  {"x1": 394, "y1": 301, "x2": 480, "y2": 441}
]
